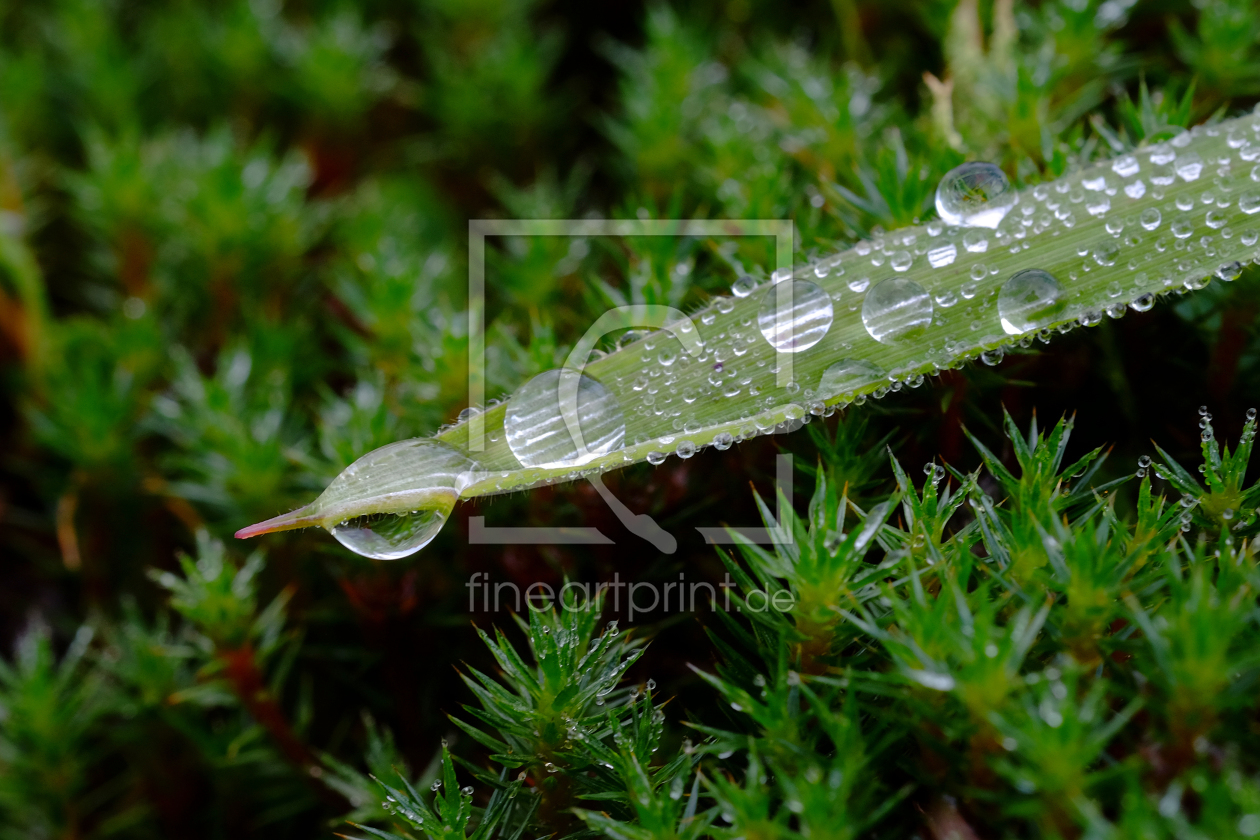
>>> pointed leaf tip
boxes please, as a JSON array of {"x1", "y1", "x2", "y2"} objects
[{"x1": 234, "y1": 506, "x2": 322, "y2": 539}]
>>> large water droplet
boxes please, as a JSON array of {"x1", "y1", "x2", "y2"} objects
[
  {"x1": 1174, "y1": 152, "x2": 1203, "y2": 182},
  {"x1": 998, "y1": 269, "x2": 1065, "y2": 335},
  {"x1": 935, "y1": 162, "x2": 1016, "y2": 229},
  {"x1": 861, "y1": 277, "x2": 933, "y2": 344},
  {"x1": 333, "y1": 510, "x2": 450, "y2": 560},
  {"x1": 505, "y1": 369, "x2": 626, "y2": 467},
  {"x1": 817, "y1": 358, "x2": 886, "y2": 400},
  {"x1": 756, "y1": 280, "x2": 833, "y2": 352}
]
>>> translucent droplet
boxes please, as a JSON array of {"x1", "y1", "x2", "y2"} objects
[
  {"x1": 1092, "y1": 241, "x2": 1120, "y2": 266},
  {"x1": 1171, "y1": 218, "x2": 1194, "y2": 239},
  {"x1": 732, "y1": 275, "x2": 757, "y2": 297},
  {"x1": 712, "y1": 432, "x2": 734, "y2": 451},
  {"x1": 1240, "y1": 192, "x2": 1260, "y2": 214},
  {"x1": 935, "y1": 162, "x2": 1016, "y2": 229},
  {"x1": 1175, "y1": 152, "x2": 1203, "y2": 182},
  {"x1": 646, "y1": 451, "x2": 667, "y2": 466},
  {"x1": 675, "y1": 440, "x2": 696, "y2": 459},
  {"x1": 505, "y1": 369, "x2": 626, "y2": 468},
  {"x1": 1149, "y1": 143, "x2": 1175, "y2": 165},
  {"x1": 1111, "y1": 155, "x2": 1139, "y2": 177},
  {"x1": 818, "y1": 358, "x2": 886, "y2": 399},
  {"x1": 1140, "y1": 208, "x2": 1161, "y2": 230},
  {"x1": 891, "y1": 250, "x2": 913, "y2": 271},
  {"x1": 861, "y1": 278, "x2": 933, "y2": 344},
  {"x1": 1124, "y1": 180, "x2": 1146, "y2": 199},
  {"x1": 998, "y1": 269, "x2": 1065, "y2": 335},
  {"x1": 1130, "y1": 293, "x2": 1155, "y2": 312},
  {"x1": 927, "y1": 243, "x2": 957, "y2": 267},
  {"x1": 963, "y1": 230, "x2": 989, "y2": 252},
  {"x1": 756, "y1": 280, "x2": 833, "y2": 353},
  {"x1": 332, "y1": 510, "x2": 450, "y2": 560},
  {"x1": 1216, "y1": 261, "x2": 1243, "y2": 281}
]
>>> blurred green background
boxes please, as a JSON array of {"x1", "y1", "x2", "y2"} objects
[{"x1": 1, "y1": 0, "x2": 1259, "y2": 835}]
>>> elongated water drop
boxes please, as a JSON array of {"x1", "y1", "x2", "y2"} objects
[
  {"x1": 998, "y1": 269, "x2": 1064, "y2": 335},
  {"x1": 505, "y1": 369, "x2": 626, "y2": 468},
  {"x1": 756, "y1": 280, "x2": 833, "y2": 352},
  {"x1": 935, "y1": 162, "x2": 1016, "y2": 229},
  {"x1": 861, "y1": 277, "x2": 933, "y2": 344},
  {"x1": 817, "y1": 358, "x2": 886, "y2": 400}
]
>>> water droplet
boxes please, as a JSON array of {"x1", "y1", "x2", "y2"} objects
[
  {"x1": 1175, "y1": 152, "x2": 1204, "y2": 182},
  {"x1": 333, "y1": 510, "x2": 450, "y2": 560},
  {"x1": 1216, "y1": 261, "x2": 1243, "y2": 281},
  {"x1": 1092, "y1": 242, "x2": 1120, "y2": 266},
  {"x1": 675, "y1": 440, "x2": 696, "y2": 459},
  {"x1": 731, "y1": 275, "x2": 757, "y2": 297},
  {"x1": 1171, "y1": 218, "x2": 1194, "y2": 239},
  {"x1": 646, "y1": 451, "x2": 667, "y2": 466},
  {"x1": 1112, "y1": 154, "x2": 1139, "y2": 177},
  {"x1": 1140, "y1": 208, "x2": 1161, "y2": 230},
  {"x1": 861, "y1": 277, "x2": 933, "y2": 344},
  {"x1": 818, "y1": 358, "x2": 886, "y2": 400},
  {"x1": 935, "y1": 162, "x2": 1016, "y2": 228},
  {"x1": 847, "y1": 277, "x2": 870, "y2": 293},
  {"x1": 505, "y1": 369, "x2": 626, "y2": 468},
  {"x1": 1149, "y1": 143, "x2": 1175, "y2": 165},
  {"x1": 461, "y1": 786, "x2": 474, "y2": 796},
  {"x1": 927, "y1": 243, "x2": 957, "y2": 267},
  {"x1": 963, "y1": 230, "x2": 989, "y2": 252},
  {"x1": 1130, "y1": 293, "x2": 1155, "y2": 312},
  {"x1": 1240, "y1": 192, "x2": 1260, "y2": 214},
  {"x1": 998, "y1": 269, "x2": 1065, "y2": 335},
  {"x1": 1206, "y1": 210, "x2": 1227, "y2": 229},
  {"x1": 1124, "y1": 179, "x2": 1146, "y2": 199},
  {"x1": 756, "y1": 280, "x2": 833, "y2": 352},
  {"x1": 712, "y1": 432, "x2": 734, "y2": 450},
  {"x1": 890, "y1": 250, "x2": 913, "y2": 271}
]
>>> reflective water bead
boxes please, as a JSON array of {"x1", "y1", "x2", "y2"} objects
[
  {"x1": 731, "y1": 275, "x2": 757, "y2": 297},
  {"x1": 818, "y1": 358, "x2": 886, "y2": 400},
  {"x1": 1175, "y1": 151, "x2": 1204, "y2": 181},
  {"x1": 963, "y1": 229, "x2": 989, "y2": 252},
  {"x1": 1111, "y1": 154, "x2": 1139, "y2": 177},
  {"x1": 675, "y1": 440, "x2": 697, "y2": 459},
  {"x1": 505, "y1": 369, "x2": 626, "y2": 468},
  {"x1": 998, "y1": 269, "x2": 1065, "y2": 335},
  {"x1": 927, "y1": 242, "x2": 957, "y2": 267},
  {"x1": 935, "y1": 162, "x2": 1016, "y2": 229},
  {"x1": 1130, "y1": 293, "x2": 1155, "y2": 312},
  {"x1": 646, "y1": 451, "x2": 667, "y2": 466},
  {"x1": 711, "y1": 432, "x2": 734, "y2": 451},
  {"x1": 1240, "y1": 192, "x2": 1260, "y2": 214},
  {"x1": 756, "y1": 280, "x2": 833, "y2": 352},
  {"x1": 861, "y1": 277, "x2": 934, "y2": 344},
  {"x1": 1140, "y1": 208, "x2": 1162, "y2": 230}
]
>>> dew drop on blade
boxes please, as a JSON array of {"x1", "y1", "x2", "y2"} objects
[
  {"x1": 935, "y1": 162, "x2": 1016, "y2": 229},
  {"x1": 756, "y1": 280, "x2": 833, "y2": 352},
  {"x1": 817, "y1": 358, "x2": 886, "y2": 400},
  {"x1": 333, "y1": 509, "x2": 450, "y2": 560},
  {"x1": 998, "y1": 269, "x2": 1065, "y2": 335},
  {"x1": 861, "y1": 277, "x2": 933, "y2": 344},
  {"x1": 505, "y1": 369, "x2": 626, "y2": 468}
]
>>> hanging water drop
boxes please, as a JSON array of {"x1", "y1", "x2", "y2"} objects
[
  {"x1": 861, "y1": 277, "x2": 933, "y2": 344},
  {"x1": 505, "y1": 369, "x2": 626, "y2": 468},
  {"x1": 997, "y1": 269, "x2": 1065, "y2": 335},
  {"x1": 935, "y1": 162, "x2": 1016, "y2": 229}
]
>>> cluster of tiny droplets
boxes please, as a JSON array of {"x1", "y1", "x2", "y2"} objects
[{"x1": 326, "y1": 112, "x2": 1260, "y2": 558}]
